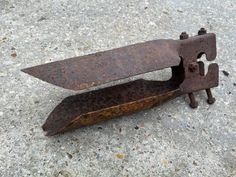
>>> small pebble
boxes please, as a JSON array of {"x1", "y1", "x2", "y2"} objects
[
  {"x1": 34, "y1": 100, "x2": 40, "y2": 104},
  {"x1": 177, "y1": 9, "x2": 183, "y2": 13},
  {"x1": 222, "y1": 70, "x2": 229, "y2": 77},
  {"x1": 66, "y1": 152, "x2": 73, "y2": 159},
  {"x1": 11, "y1": 52, "x2": 17, "y2": 57},
  {"x1": 38, "y1": 17, "x2": 46, "y2": 21}
]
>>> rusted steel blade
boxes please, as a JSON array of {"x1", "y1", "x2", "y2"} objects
[
  {"x1": 22, "y1": 40, "x2": 180, "y2": 90},
  {"x1": 42, "y1": 79, "x2": 182, "y2": 136}
]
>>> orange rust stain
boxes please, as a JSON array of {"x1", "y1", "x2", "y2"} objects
[
  {"x1": 59, "y1": 89, "x2": 181, "y2": 134},
  {"x1": 116, "y1": 153, "x2": 125, "y2": 159}
]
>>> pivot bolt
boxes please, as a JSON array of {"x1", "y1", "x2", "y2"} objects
[
  {"x1": 188, "y1": 92, "x2": 198, "y2": 108},
  {"x1": 180, "y1": 32, "x2": 189, "y2": 40},
  {"x1": 206, "y1": 88, "x2": 216, "y2": 104},
  {"x1": 198, "y1": 28, "x2": 207, "y2": 35}
]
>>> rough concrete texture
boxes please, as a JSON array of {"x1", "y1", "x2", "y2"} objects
[{"x1": 0, "y1": 0, "x2": 236, "y2": 176}]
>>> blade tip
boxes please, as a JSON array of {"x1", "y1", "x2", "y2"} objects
[{"x1": 21, "y1": 67, "x2": 32, "y2": 74}]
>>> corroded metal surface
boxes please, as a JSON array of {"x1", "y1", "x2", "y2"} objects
[
  {"x1": 22, "y1": 28, "x2": 219, "y2": 136},
  {"x1": 178, "y1": 32, "x2": 218, "y2": 93},
  {"x1": 22, "y1": 40, "x2": 180, "y2": 90},
  {"x1": 42, "y1": 79, "x2": 182, "y2": 136}
]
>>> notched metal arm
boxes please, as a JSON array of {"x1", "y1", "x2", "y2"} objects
[
  {"x1": 178, "y1": 28, "x2": 218, "y2": 107},
  {"x1": 22, "y1": 28, "x2": 219, "y2": 136}
]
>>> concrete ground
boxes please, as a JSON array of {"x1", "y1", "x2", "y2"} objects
[{"x1": 0, "y1": 0, "x2": 236, "y2": 176}]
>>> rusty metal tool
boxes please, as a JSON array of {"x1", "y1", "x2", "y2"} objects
[{"x1": 22, "y1": 28, "x2": 219, "y2": 136}]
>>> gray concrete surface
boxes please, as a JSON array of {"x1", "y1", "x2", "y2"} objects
[{"x1": 0, "y1": 0, "x2": 236, "y2": 176}]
